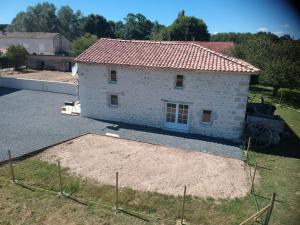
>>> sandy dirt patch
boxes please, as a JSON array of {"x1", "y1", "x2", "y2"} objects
[
  {"x1": 39, "y1": 134, "x2": 250, "y2": 199},
  {"x1": 1, "y1": 69, "x2": 77, "y2": 83}
]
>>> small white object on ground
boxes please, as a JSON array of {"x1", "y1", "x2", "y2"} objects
[
  {"x1": 61, "y1": 101, "x2": 81, "y2": 115},
  {"x1": 105, "y1": 133, "x2": 120, "y2": 138}
]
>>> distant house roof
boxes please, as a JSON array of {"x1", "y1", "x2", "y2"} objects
[
  {"x1": 0, "y1": 32, "x2": 60, "y2": 39},
  {"x1": 75, "y1": 38, "x2": 259, "y2": 74},
  {"x1": 186, "y1": 41, "x2": 234, "y2": 52}
]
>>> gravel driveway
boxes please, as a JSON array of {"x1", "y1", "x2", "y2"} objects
[{"x1": 0, "y1": 87, "x2": 244, "y2": 162}]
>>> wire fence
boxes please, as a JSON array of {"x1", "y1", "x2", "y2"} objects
[
  {"x1": 5, "y1": 150, "x2": 198, "y2": 225},
  {"x1": 5, "y1": 147, "x2": 276, "y2": 225},
  {"x1": 242, "y1": 138, "x2": 276, "y2": 225}
]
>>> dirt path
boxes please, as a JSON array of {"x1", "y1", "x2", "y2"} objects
[{"x1": 40, "y1": 134, "x2": 251, "y2": 199}]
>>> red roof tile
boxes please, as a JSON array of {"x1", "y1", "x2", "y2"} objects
[
  {"x1": 176, "y1": 41, "x2": 234, "y2": 52},
  {"x1": 75, "y1": 38, "x2": 259, "y2": 74}
]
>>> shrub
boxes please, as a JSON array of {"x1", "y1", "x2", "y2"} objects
[
  {"x1": 0, "y1": 55, "x2": 9, "y2": 69},
  {"x1": 70, "y1": 33, "x2": 97, "y2": 57},
  {"x1": 7, "y1": 45, "x2": 29, "y2": 70}
]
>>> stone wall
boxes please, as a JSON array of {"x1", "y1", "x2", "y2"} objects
[
  {"x1": 78, "y1": 63, "x2": 250, "y2": 141},
  {"x1": 0, "y1": 38, "x2": 54, "y2": 55},
  {"x1": 0, "y1": 77, "x2": 77, "y2": 95}
]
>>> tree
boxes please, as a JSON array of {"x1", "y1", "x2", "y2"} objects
[
  {"x1": 233, "y1": 34, "x2": 300, "y2": 95},
  {"x1": 0, "y1": 24, "x2": 8, "y2": 31},
  {"x1": 10, "y1": 2, "x2": 58, "y2": 32},
  {"x1": 261, "y1": 58, "x2": 299, "y2": 95},
  {"x1": 9, "y1": 12, "x2": 31, "y2": 31},
  {"x1": 111, "y1": 21, "x2": 125, "y2": 39},
  {"x1": 84, "y1": 14, "x2": 114, "y2": 38},
  {"x1": 123, "y1": 13, "x2": 153, "y2": 40},
  {"x1": 151, "y1": 21, "x2": 166, "y2": 40},
  {"x1": 210, "y1": 32, "x2": 253, "y2": 43},
  {"x1": 70, "y1": 33, "x2": 97, "y2": 56},
  {"x1": 167, "y1": 10, "x2": 210, "y2": 41},
  {"x1": 7, "y1": 45, "x2": 29, "y2": 70},
  {"x1": 57, "y1": 6, "x2": 84, "y2": 40}
]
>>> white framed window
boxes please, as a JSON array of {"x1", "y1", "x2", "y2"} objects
[
  {"x1": 110, "y1": 70, "x2": 117, "y2": 82},
  {"x1": 110, "y1": 95, "x2": 118, "y2": 106},
  {"x1": 202, "y1": 110, "x2": 212, "y2": 123},
  {"x1": 175, "y1": 75, "x2": 184, "y2": 88}
]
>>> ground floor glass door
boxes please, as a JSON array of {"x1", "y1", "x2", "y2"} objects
[{"x1": 165, "y1": 102, "x2": 189, "y2": 131}]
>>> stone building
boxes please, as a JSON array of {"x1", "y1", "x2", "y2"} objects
[
  {"x1": 75, "y1": 38, "x2": 259, "y2": 141},
  {"x1": 0, "y1": 32, "x2": 70, "y2": 55}
]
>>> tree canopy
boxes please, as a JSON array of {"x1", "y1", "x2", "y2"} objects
[
  {"x1": 123, "y1": 13, "x2": 153, "y2": 40},
  {"x1": 84, "y1": 14, "x2": 114, "y2": 38},
  {"x1": 8, "y1": 3, "x2": 210, "y2": 42},
  {"x1": 57, "y1": 6, "x2": 84, "y2": 40},
  {"x1": 70, "y1": 33, "x2": 97, "y2": 56},
  {"x1": 9, "y1": 3, "x2": 83, "y2": 40},
  {"x1": 10, "y1": 3, "x2": 58, "y2": 32},
  {"x1": 230, "y1": 33, "x2": 300, "y2": 94},
  {"x1": 167, "y1": 10, "x2": 210, "y2": 41}
]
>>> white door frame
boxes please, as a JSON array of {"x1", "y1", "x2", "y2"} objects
[{"x1": 164, "y1": 102, "x2": 190, "y2": 132}]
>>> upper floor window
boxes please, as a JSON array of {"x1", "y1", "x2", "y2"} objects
[
  {"x1": 110, "y1": 70, "x2": 117, "y2": 82},
  {"x1": 175, "y1": 75, "x2": 184, "y2": 88}
]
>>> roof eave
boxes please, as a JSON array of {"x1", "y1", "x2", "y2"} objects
[{"x1": 75, "y1": 60, "x2": 260, "y2": 75}]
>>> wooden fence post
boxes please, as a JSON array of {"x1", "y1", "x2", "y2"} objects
[
  {"x1": 58, "y1": 160, "x2": 63, "y2": 194},
  {"x1": 245, "y1": 137, "x2": 251, "y2": 164},
  {"x1": 250, "y1": 163, "x2": 257, "y2": 192},
  {"x1": 239, "y1": 204, "x2": 271, "y2": 225},
  {"x1": 180, "y1": 186, "x2": 187, "y2": 225},
  {"x1": 264, "y1": 193, "x2": 276, "y2": 225},
  {"x1": 8, "y1": 150, "x2": 15, "y2": 183},
  {"x1": 115, "y1": 171, "x2": 119, "y2": 210}
]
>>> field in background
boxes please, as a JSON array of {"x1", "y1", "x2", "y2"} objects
[
  {"x1": 0, "y1": 85, "x2": 299, "y2": 225},
  {"x1": 0, "y1": 69, "x2": 77, "y2": 83}
]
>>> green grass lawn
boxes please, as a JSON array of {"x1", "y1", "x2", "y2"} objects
[{"x1": 0, "y1": 85, "x2": 299, "y2": 225}]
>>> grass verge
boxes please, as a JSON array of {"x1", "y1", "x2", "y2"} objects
[{"x1": 0, "y1": 85, "x2": 299, "y2": 225}]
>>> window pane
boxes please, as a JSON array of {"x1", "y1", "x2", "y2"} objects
[
  {"x1": 111, "y1": 95, "x2": 118, "y2": 105},
  {"x1": 166, "y1": 103, "x2": 176, "y2": 123},
  {"x1": 176, "y1": 75, "x2": 183, "y2": 87},
  {"x1": 178, "y1": 104, "x2": 188, "y2": 124},
  {"x1": 202, "y1": 110, "x2": 212, "y2": 123},
  {"x1": 110, "y1": 70, "x2": 117, "y2": 81}
]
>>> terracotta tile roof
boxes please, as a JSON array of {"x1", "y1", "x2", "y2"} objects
[
  {"x1": 176, "y1": 41, "x2": 235, "y2": 52},
  {"x1": 75, "y1": 38, "x2": 259, "y2": 74}
]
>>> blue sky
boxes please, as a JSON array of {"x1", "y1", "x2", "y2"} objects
[{"x1": 1, "y1": 0, "x2": 300, "y2": 38}]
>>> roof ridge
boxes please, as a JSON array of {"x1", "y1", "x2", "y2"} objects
[
  {"x1": 100, "y1": 38, "x2": 203, "y2": 46},
  {"x1": 100, "y1": 39, "x2": 254, "y2": 70},
  {"x1": 76, "y1": 38, "x2": 259, "y2": 74}
]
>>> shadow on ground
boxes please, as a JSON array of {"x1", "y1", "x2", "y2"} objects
[
  {"x1": 0, "y1": 87, "x2": 19, "y2": 97},
  {"x1": 250, "y1": 121, "x2": 300, "y2": 159},
  {"x1": 103, "y1": 119, "x2": 239, "y2": 147}
]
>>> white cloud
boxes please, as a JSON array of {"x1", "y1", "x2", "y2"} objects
[
  {"x1": 257, "y1": 27, "x2": 268, "y2": 32},
  {"x1": 274, "y1": 31, "x2": 283, "y2": 36},
  {"x1": 213, "y1": 31, "x2": 218, "y2": 35},
  {"x1": 282, "y1": 24, "x2": 290, "y2": 28}
]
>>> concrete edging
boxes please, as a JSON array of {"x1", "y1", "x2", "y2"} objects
[{"x1": 0, "y1": 77, "x2": 77, "y2": 95}]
